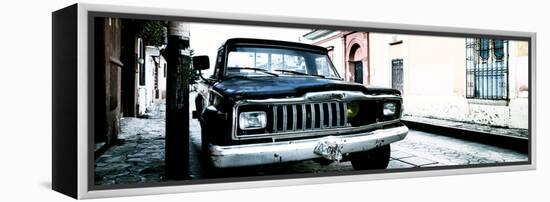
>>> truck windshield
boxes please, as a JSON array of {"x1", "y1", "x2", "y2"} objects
[{"x1": 225, "y1": 46, "x2": 340, "y2": 79}]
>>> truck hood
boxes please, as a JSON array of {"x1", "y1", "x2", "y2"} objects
[{"x1": 212, "y1": 76, "x2": 401, "y2": 100}]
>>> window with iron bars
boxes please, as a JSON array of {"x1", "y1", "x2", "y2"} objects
[{"x1": 465, "y1": 38, "x2": 509, "y2": 100}]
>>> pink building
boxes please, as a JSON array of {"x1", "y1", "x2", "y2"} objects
[{"x1": 302, "y1": 30, "x2": 370, "y2": 85}]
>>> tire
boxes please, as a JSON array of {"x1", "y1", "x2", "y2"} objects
[
  {"x1": 350, "y1": 145, "x2": 391, "y2": 170},
  {"x1": 194, "y1": 96, "x2": 208, "y2": 156},
  {"x1": 198, "y1": 121, "x2": 222, "y2": 178},
  {"x1": 199, "y1": 121, "x2": 209, "y2": 156}
]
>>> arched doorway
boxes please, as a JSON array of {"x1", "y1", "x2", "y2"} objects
[
  {"x1": 348, "y1": 43, "x2": 364, "y2": 84},
  {"x1": 344, "y1": 32, "x2": 369, "y2": 85}
]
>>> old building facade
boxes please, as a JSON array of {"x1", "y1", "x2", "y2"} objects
[
  {"x1": 302, "y1": 30, "x2": 529, "y2": 129},
  {"x1": 302, "y1": 30, "x2": 370, "y2": 84},
  {"x1": 94, "y1": 17, "x2": 123, "y2": 145},
  {"x1": 95, "y1": 18, "x2": 174, "y2": 148},
  {"x1": 138, "y1": 46, "x2": 167, "y2": 116}
]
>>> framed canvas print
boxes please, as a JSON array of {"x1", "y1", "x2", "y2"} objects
[{"x1": 52, "y1": 3, "x2": 536, "y2": 199}]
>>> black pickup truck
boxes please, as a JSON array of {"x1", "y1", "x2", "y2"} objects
[{"x1": 192, "y1": 38, "x2": 408, "y2": 170}]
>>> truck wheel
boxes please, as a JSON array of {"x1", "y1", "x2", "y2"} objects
[
  {"x1": 198, "y1": 122, "x2": 221, "y2": 178},
  {"x1": 199, "y1": 121, "x2": 210, "y2": 156},
  {"x1": 350, "y1": 145, "x2": 391, "y2": 170},
  {"x1": 194, "y1": 96, "x2": 208, "y2": 156}
]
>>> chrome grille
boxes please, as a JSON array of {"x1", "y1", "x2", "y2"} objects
[{"x1": 271, "y1": 102, "x2": 348, "y2": 133}]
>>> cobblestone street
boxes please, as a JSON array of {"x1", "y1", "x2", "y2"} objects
[
  {"x1": 95, "y1": 102, "x2": 166, "y2": 185},
  {"x1": 95, "y1": 94, "x2": 528, "y2": 185}
]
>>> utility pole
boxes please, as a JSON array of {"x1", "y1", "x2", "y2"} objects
[{"x1": 165, "y1": 21, "x2": 190, "y2": 180}]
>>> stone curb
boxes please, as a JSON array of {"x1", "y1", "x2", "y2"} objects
[{"x1": 401, "y1": 119, "x2": 529, "y2": 154}]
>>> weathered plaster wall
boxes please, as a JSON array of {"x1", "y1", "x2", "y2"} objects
[
  {"x1": 138, "y1": 46, "x2": 161, "y2": 115},
  {"x1": 369, "y1": 33, "x2": 529, "y2": 129}
]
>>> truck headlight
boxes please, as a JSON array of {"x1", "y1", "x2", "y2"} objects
[
  {"x1": 347, "y1": 101, "x2": 360, "y2": 119},
  {"x1": 383, "y1": 103, "x2": 397, "y2": 117},
  {"x1": 239, "y1": 111, "x2": 267, "y2": 130}
]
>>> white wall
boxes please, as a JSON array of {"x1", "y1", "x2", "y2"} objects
[
  {"x1": 158, "y1": 56, "x2": 167, "y2": 99},
  {"x1": 138, "y1": 46, "x2": 161, "y2": 115},
  {"x1": 369, "y1": 33, "x2": 392, "y2": 87},
  {"x1": 507, "y1": 41, "x2": 530, "y2": 128}
]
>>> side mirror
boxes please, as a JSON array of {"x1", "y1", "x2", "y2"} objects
[{"x1": 193, "y1": 55, "x2": 210, "y2": 70}]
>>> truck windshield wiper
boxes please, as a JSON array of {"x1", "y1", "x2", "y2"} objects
[
  {"x1": 273, "y1": 69, "x2": 325, "y2": 78},
  {"x1": 227, "y1": 67, "x2": 279, "y2": 77}
]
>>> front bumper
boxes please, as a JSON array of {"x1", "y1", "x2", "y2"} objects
[{"x1": 209, "y1": 125, "x2": 409, "y2": 168}]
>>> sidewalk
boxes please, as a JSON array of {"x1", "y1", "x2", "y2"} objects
[
  {"x1": 401, "y1": 115, "x2": 529, "y2": 153},
  {"x1": 94, "y1": 101, "x2": 167, "y2": 185}
]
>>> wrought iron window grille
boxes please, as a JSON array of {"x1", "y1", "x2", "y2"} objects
[{"x1": 465, "y1": 38, "x2": 509, "y2": 100}]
